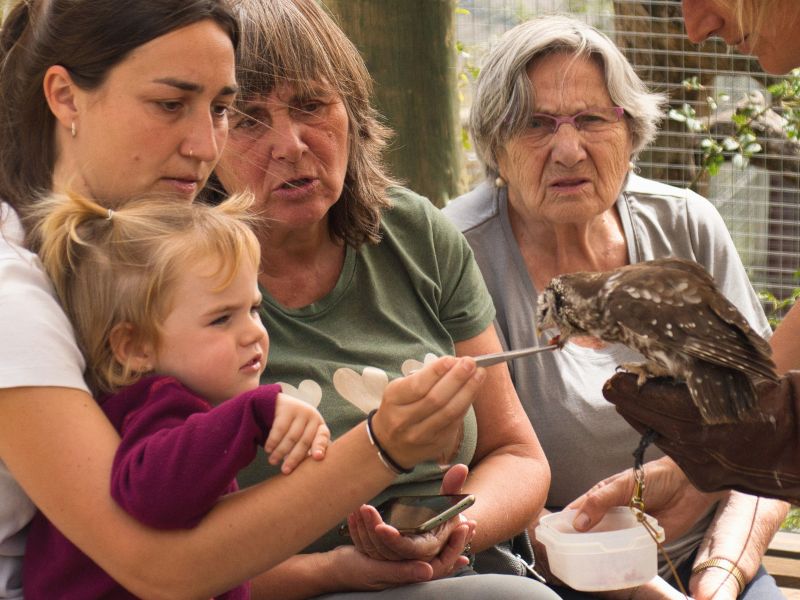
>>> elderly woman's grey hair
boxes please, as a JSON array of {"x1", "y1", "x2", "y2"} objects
[{"x1": 470, "y1": 15, "x2": 666, "y2": 179}]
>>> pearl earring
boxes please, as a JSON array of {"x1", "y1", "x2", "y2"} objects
[
  {"x1": 71, "y1": 121, "x2": 76, "y2": 138},
  {"x1": 495, "y1": 176, "x2": 507, "y2": 188}
]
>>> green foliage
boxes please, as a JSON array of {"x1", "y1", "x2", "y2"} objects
[
  {"x1": 767, "y1": 71, "x2": 800, "y2": 141},
  {"x1": 672, "y1": 71, "x2": 800, "y2": 321},
  {"x1": 669, "y1": 98, "x2": 763, "y2": 183},
  {"x1": 455, "y1": 5, "x2": 478, "y2": 152},
  {"x1": 670, "y1": 69, "x2": 800, "y2": 187},
  {"x1": 782, "y1": 507, "x2": 800, "y2": 532},
  {"x1": 759, "y1": 278, "x2": 800, "y2": 329}
]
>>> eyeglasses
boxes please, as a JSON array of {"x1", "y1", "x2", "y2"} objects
[{"x1": 525, "y1": 107, "x2": 625, "y2": 145}]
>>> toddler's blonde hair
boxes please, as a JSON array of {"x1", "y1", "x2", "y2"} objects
[{"x1": 31, "y1": 191, "x2": 260, "y2": 395}]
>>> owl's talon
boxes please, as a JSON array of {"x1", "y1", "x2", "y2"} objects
[{"x1": 618, "y1": 362, "x2": 660, "y2": 388}]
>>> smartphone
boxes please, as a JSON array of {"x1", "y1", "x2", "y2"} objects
[{"x1": 375, "y1": 493, "x2": 475, "y2": 535}]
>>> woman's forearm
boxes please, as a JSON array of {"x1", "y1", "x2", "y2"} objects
[
  {"x1": 250, "y1": 545, "x2": 438, "y2": 599},
  {"x1": 693, "y1": 492, "x2": 789, "y2": 580},
  {"x1": 3, "y1": 355, "x2": 482, "y2": 598},
  {"x1": 770, "y1": 302, "x2": 800, "y2": 373},
  {"x1": 250, "y1": 554, "x2": 336, "y2": 600},
  {"x1": 0, "y1": 386, "x2": 395, "y2": 599}
]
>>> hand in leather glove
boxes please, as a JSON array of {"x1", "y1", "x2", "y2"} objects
[{"x1": 603, "y1": 372, "x2": 800, "y2": 504}]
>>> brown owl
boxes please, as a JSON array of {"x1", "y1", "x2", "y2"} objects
[{"x1": 536, "y1": 257, "x2": 778, "y2": 424}]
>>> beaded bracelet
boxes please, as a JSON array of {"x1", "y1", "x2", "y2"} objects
[
  {"x1": 691, "y1": 557, "x2": 746, "y2": 595},
  {"x1": 365, "y1": 409, "x2": 413, "y2": 475}
]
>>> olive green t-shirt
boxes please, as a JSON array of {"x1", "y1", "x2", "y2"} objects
[{"x1": 240, "y1": 188, "x2": 495, "y2": 553}]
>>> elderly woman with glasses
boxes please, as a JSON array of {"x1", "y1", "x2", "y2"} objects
[{"x1": 444, "y1": 15, "x2": 788, "y2": 600}]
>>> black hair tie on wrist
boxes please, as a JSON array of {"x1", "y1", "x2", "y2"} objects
[{"x1": 365, "y1": 409, "x2": 414, "y2": 475}]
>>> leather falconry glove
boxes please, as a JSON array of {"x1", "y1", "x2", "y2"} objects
[{"x1": 603, "y1": 371, "x2": 800, "y2": 504}]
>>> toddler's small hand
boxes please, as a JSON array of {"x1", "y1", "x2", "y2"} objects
[{"x1": 264, "y1": 392, "x2": 330, "y2": 474}]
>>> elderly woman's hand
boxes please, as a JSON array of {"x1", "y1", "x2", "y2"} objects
[
  {"x1": 369, "y1": 356, "x2": 484, "y2": 470},
  {"x1": 566, "y1": 457, "x2": 723, "y2": 542},
  {"x1": 345, "y1": 464, "x2": 476, "y2": 563}
]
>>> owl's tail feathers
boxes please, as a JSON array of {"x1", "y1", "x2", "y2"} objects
[{"x1": 687, "y1": 365, "x2": 759, "y2": 424}]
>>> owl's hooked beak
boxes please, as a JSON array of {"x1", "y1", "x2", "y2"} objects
[{"x1": 535, "y1": 325, "x2": 562, "y2": 348}]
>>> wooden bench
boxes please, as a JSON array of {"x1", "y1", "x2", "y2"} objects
[{"x1": 764, "y1": 531, "x2": 800, "y2": 599}]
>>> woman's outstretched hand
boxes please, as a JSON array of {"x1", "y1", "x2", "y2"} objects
[{"x1": 369, "y1": 357, "x2": 485, "y2": 471}]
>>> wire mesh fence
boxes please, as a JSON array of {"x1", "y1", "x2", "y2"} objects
[{"x1": 456, "y1": 0, "x2": 800, "y2": 306}]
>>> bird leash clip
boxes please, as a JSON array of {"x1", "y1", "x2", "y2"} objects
[
  {"x1": 629, "y1": 428, "x2": 688, "y2": 598},
  {"x1": 629, "y1": 428, "x2": 655, "y2": 515}
]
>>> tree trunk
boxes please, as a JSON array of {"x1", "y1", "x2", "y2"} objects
[{"x1": 323, "y1": 0, "x2": 464, "y2": 207}]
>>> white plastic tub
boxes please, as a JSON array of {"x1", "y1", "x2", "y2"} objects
[{"x1": 535, "y1": 507, "x2": 665, "y2": 591}]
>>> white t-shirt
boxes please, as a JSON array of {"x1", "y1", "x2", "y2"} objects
[{"x1": 0, "y1": 202, "x2": 88, "y2": 599}]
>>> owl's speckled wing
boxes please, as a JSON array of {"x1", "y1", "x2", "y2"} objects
[
  {"x1": 600, "y1": 259, "x2": 777, "y2": 422},
  {"x1": 604, "y1": 259, "x2": 776, "y2": 382}
]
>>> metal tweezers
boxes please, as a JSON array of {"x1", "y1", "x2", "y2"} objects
[{"x1": 473, "y1": 344, "x2": 559, "y2": 367}]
